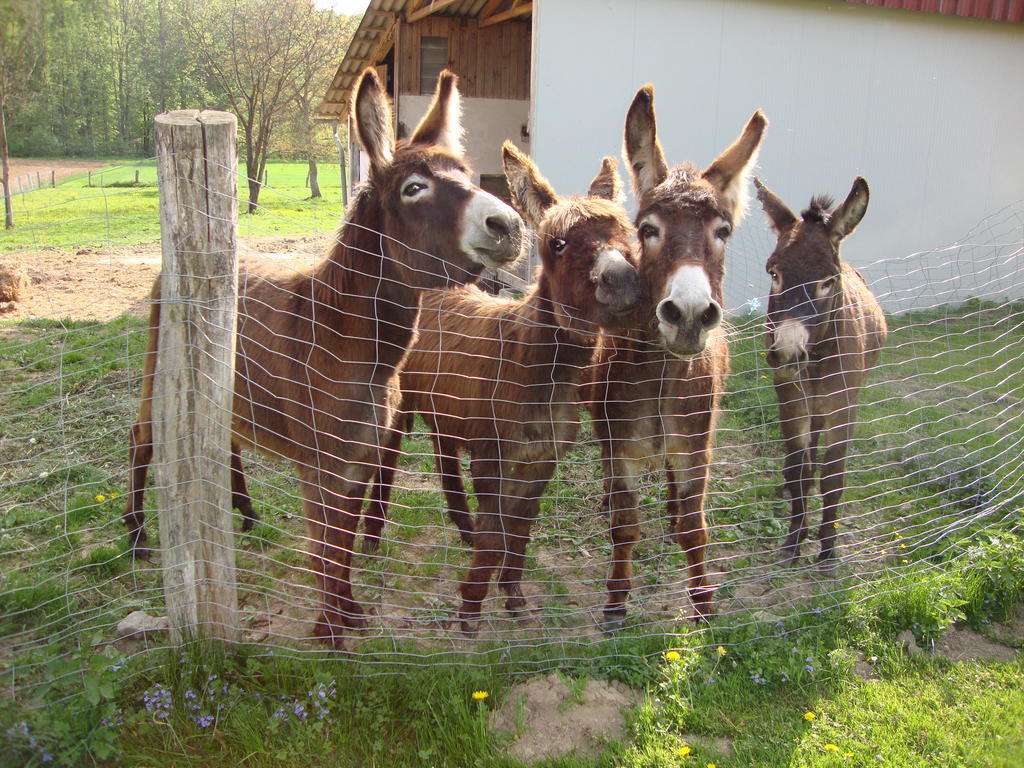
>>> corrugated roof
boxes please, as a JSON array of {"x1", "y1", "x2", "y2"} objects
[
  {"x1": 316, "y1": 0, "x2": 512, "y2": 121},
  {"x1": 844, "y1": 0, "x2": 1024, "y2": 22}
]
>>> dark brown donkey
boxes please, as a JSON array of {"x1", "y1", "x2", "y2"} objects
[
  {"x1": 585, "y1": 86, "x2": 766, "y2": 631},
  {"x1": 122, "y1": 69, "x2": 525, "y2": 647},
  {"x1": 362, "y1": 142, "x2": 640, "y2": 633},
  {"x1": 754, "y1": 177, "x2": 886, "y2": 564}
]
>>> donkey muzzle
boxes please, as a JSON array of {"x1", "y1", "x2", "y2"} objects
[
  {"x1": 462, "y1": 193, "x2": 525, "y2": 270},
  {"x1": 654, "y1": 263, "x2": 722, "y2": 357},
  {"x1": 592, "y1": 248, "x2": 640, "y2": 314},
  {"x1": 767, "y1": 318, "x2": 810, "y2": 376}
]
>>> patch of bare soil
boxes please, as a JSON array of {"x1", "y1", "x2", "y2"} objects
[
  {"x1": 8, "y1": 159, "x2": 109, "y2": 188},
  {"x1": 489, "y1": 674, "x2": 642, "y2": 763},
  {"x1": 1, "y1": 235, "x2": 331, "y2": 322},
  {"x1": 935, "y1": 623, "x2": 1019, "y2": 663}
]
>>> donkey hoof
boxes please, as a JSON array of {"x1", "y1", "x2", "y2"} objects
[
  {"x1": 459, "y1": 619, "x2": 480, "y2": 638},
  {"x1": 130, "y1": 540, "x2": 151, "y2": 561},
  {"x1": 599, "y1": 610, "x2": 627, "y2": 636},
  {"x1": 360, "y1": 535, "x2": 381, "y2": 554},
  {"x1": 816, "y1": 551, "x2": 839, "y2": 570},
  {"x1": 689, "y1": 594, "x2": 716, "y2": 622},
  {"x1": 779, "y1": 547, "x2": 801, "y2": 566},
  {"x1": 313, "y1": 616, "x2": 348, "y2": 650},
  {"x1": 240, "y1": 512, "x2": 259, "y2": 533},
  {"x1": 340, "y1": 612, "x2": 369, "y2": 631}
]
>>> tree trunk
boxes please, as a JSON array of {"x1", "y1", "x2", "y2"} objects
[
  {"x1": 308, "y1": 156, "x2": 321, "y2": 199},
  {"x1": 0, "y1": 94, "x2": 13, "y2": 229}
]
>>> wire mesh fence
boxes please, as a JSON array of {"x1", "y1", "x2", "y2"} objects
[{"x1": 1, "y1": 136, "x2": 1022, "y2": 714}]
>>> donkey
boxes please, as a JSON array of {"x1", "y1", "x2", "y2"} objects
[
  {"x1": 121, "y1": 69, "x2": 525, "y2": 648},
  {"x1": 362, "y1": 142, "x2": 640, "y2": 634},
  {"x1": 585, "y1": 85, "x2": 767, "y2": 631},
  {"x1": 754, "y1": 177, "x2": 887, "y2": 564}
]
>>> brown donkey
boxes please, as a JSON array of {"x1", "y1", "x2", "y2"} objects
[
  {"x1": 585, "y1": 86, "x2": 766, "y2": 631},
  {"x1": 122, "y1": 69, "x2": 525, "y2": 647},
  {"x1": 755, "y1": 177, "x2": 886, "y2": 564},
  {"x1": 363, "y1": 142, "x2": 640, "y2": 634}
]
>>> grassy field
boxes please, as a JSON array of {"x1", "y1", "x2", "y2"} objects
[
  {"x1": 0, "y1": 165, "x2": 1022, "y2": 766},
  {"x1": 0, "y1": 159, "x2": 346, "y2": 253}
]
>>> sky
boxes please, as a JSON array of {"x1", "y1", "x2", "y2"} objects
[{"x1": 312, "y1": 0, "x2": 369, "y2": 14}]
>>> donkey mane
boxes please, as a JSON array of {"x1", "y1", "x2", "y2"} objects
[
  {"x1": 642, "y1": 163, "x2": 719, "y2": 212},
  {"x1": 545, "y1": 198, "x2": 632, "y2": 240},
  {"x1": 802, "y1": 195, "x2": 835, "y2": 223}
]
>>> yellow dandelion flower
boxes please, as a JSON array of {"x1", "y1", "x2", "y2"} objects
[
  {"x1": 804, "y1": 711, "x2": 815, "y2": 721},
  {"x1": 471, "y1": 690, "x2": 488, "y2": 700},
  {"x1": 716, "y1": 646, "x2": 727, "y2": 657},
  {"x1": 833, "y1": 522, "x2": 839, "y2": 529},
  {"x1": 902, "y1": 559, "x2": 909, "y2": 563},
  {"x1": 677, "y1": 745, "x2": 692, "y2": 756},
  {"x1": 665, "y1": 650, "x2": 682, "y2": 662},
  {"x1": 900, "y1": 543, "x2": 907, "y2": 548},
  {"x1": 706, "y1": 763, "x2": 716, "y2": 768},
  {"x1": 824, "y1": 744, "x2": 840, "y2": 751},
  {"x1": 95, "y1": 494, "x2": 106, "y2": 503},
  {"x1": 844, "y1": 753, "x2": 854, "y2": 758}
]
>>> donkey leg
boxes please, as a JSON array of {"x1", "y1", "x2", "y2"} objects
[
  {"x1": 602, "y1": 467, "x2": 641, "y2": 634},
  {"x1": 777, "y1": 392, "x2": 813, "y2": 562},
  {"x1": 439, "y1": 437, "x2": 474, "y2": 545},
  {"x1": 302, "y1": 468, "x2": 371, "y2": 649},
  {"x1": 458, "y1": 472, "x2": 504, "y2": 635},
  {"x1": 668, "y1": 455, "x2": 714, "y2": 621},
  {"x1": 230, "y1": 443, "x2": 259, "y2": 532},
  {"x1": 361, "y1": 424, "x2": 405, "y2": 553},
  {"x1": 123, "y1": 420, "x2": 152, "y2": 558},
  {"x1": 496, "y1": 478, "x2": 545, "y2": 616},
  {"x1": 817, "y1": 418, "x2": 853, "y2": 564}
]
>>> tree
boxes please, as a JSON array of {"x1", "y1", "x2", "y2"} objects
[
  {"x1": 0, "y1": 0, "x2": 47, "y2": 228},
  {"x1": 179, "y1": 0, "x2": 345, "y2": 213},
  {"x1": 279, "y1": 12, "x2": 358, "y2": 200}
]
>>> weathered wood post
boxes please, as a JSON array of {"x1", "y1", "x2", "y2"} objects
[
  {"x1": 152, "y1": 110, "x2": 239, "y2": 644},
  {"x1": 50, "y1": 169, "x2": 55, "y2": 188}
]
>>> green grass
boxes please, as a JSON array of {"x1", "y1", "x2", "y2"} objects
[
  {"x1": 0, "y1": 289, "x2": 1022, "y2": 764},
  {"x1": 0, "y1": 159, "x2": 346, "y2": 253}
]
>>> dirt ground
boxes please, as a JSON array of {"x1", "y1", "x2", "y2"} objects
[
  {"x1": 7, "y1": 158, "x2": 109, "y2": 190},
  {"x1": 1, "y1": 235, "x2": 331, "y2": 321}
]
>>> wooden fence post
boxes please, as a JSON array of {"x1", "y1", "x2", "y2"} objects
[
  {"x1": 153, "y1": 109, "x2": 239, "y2": 644},
  {"x1": 51, "y1": 169, "x2": 55, "y2": 188}
]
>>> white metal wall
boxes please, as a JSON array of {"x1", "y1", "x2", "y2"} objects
[
  {"x1": 531, "y1": 0, "x2": 1024, "y2": 312},
  {"x1": 399, "y1": 94, "x2": 531, "y2": 181}
]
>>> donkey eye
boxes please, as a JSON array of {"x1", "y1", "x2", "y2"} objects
[
  {"x1": 639, "y1": 223, "x2": 660, "y2": 240},
  {"x1": 818, "y1": 277, "x2": 836, "y2": 295},
  {"x1": 715, "y1": 223, "x2": 732, "y2": 240},
  {"x1": 402, "y1": 181, "x2": 428, "y2": 197},
  {"x1": 550, "y1": 238, "x2": 567, "y2": 254}
]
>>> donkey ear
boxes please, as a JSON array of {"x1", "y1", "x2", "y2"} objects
[
  {"x1": 501, "y1": 141, "x2": 558, "y2": 228},
  {"x1": 352, "y1": 68, "x2": 395, "y2": 176},
  {"x1": 623, "y1": 85, "x2": 668, "y2": 198},
  {"x1": 409, "y1": 69, "x2": 464, "y2": 155},
  {"x1": 703, "y1": 109, "x2": 768, "y2": 225},
  {"x1": 828, "y1": 176, "x2": 869, "y2": 245},
  {"x1": 588, "y1": 157, "x2": 623, "y2": 202},
  {"x1": 753, "y1": 177, "x2": 797, "y2": 237}
]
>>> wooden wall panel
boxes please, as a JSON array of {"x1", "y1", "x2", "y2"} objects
[{"x1": 397, "y1": 17, "x2": 531, "y2": 99}]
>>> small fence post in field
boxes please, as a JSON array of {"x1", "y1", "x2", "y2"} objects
[
  {"x1": 153, "y1": 109, "x2": 239, "y2": 644},
  {"x1": 51, "y1": 169, "x2": 55, "y2": 187}
]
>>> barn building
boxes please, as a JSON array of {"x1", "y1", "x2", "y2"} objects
[{"x1": 318, "y1": 0, "x2": 1024, "y2": 311}]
